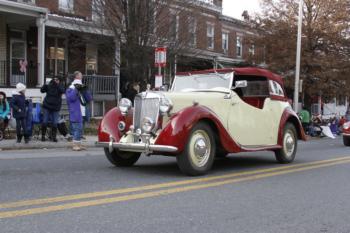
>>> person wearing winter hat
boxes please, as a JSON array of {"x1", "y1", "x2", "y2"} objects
[
  {"x1": 66, "y1": 71, "x2": 91, "y2": 151},
  {"x1": 0, "y1": 91, "x2": 10, "y2": 133},
  {"x1": 11, "y1": 83, "x2": 29, "y2": 143}
]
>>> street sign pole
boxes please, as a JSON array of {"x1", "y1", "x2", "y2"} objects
[
  {"x1": 155, "y1": 47, "x2": 167, "y2": 88},
  {"x1": 293, "y1": 0, "x2": 303, "y2": 112}
]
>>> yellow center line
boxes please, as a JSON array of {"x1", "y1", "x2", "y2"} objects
[
  {"x1": 0, "y1": 158, "x2": 350, "y2": 219},
  {"x1": 0, "y1": 156, "x2": 349, "y2": 210}
]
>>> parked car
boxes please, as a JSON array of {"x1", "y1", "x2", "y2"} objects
[
  {"x1": 343, "y1": 122, "x2": 350, "y2": 146},
  {"x1": 96, "y1": 68, "x2": 306, "y2": 176}
]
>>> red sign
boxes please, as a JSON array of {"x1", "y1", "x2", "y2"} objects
[{"x1": 155, "y1": 47, "x2": 167, "y2": 67}]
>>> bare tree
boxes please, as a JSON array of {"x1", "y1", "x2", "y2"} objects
[{"x1": 89, "y1": 0, "x2": 204, "y2": 87}]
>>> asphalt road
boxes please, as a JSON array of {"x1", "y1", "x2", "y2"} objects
[{"x1": 0, "y1": 137, "x2": 349, "y2": 233}]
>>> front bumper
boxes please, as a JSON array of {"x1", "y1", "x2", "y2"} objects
[{"x1": 95, "y1": 141, "x2": 178, "y2": 154}]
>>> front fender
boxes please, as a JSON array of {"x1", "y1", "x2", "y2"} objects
[
  {"x1": 98, "y1": 107, "x2": 133, "y2": 142},
  {"x1": 155, "y1": 105, "x2": 240, "y2": 153}
]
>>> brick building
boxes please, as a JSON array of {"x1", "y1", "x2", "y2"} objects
[
  {"x1": 0, "y1": 0, "x2": 117, "y2": 116},
  {"x1": 0, "y1": 0, "x2": 264, "y2": 115},
  {"x1": 157, "y1": 0, "x2": 264, "y2": 74}
]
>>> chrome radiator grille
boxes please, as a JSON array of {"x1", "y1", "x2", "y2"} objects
[{"x1": 133, "y1": 95, "x2": 160, "y2": 131}]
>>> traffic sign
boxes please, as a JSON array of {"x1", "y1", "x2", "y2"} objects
[{"x1": 155, "y1": 47, "x2": 167, "y2": 67}]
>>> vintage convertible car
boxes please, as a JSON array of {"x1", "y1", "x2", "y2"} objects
[
  {"x1": 96, "y1": 68, "x2": 306, "y2": 175},
  {"x1": 343, "y1": 121, "x2": 350, "y2": 146}
]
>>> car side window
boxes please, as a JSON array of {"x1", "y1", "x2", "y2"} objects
[
  {"x1": 242, "y1": 80, "x2": 269, "y2": 97},
  {"x1": 269, "y1": 80, "x2": 285, "y2": 97}
]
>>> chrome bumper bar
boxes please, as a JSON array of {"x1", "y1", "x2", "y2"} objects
[{"x1": 95, "y1": 141, "x2": 178, "y2": 153}]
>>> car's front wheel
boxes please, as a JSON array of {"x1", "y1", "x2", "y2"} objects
[
  {"x1": 177, "y1": 122, "x2": 216, "y2": 176},
  {"x1": 275, "y1": 123, "x2": 298, "y2": 164},
  {"x1": 343, "y1": 136, "x2": 350, "y2": 147},
  {"x1": 104, "y1": 148, "x2": 141, "y2": 167}
]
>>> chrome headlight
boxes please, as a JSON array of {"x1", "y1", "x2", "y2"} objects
[
  {"x1": 343, "y1": 122, "x2": 350, "y2": 130},
  {"x1": 142, "y1": 117, "x2": 155, "y2": 133},
  {"x1": 159, "y1": 97, "x2": 173, "y2": 115},
  {"x1": 119, "y1": 98, "x2": 132, "y2": 115}
]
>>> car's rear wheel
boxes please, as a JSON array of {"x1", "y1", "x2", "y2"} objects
[
  {"x1": 343, "y1": 136, "x2": 350, "y2": 147},
  {"x1": 177, "y1": 122, "x2": 216, "y2": 176},
  {"x1": 104, "y1": 148, "x2": 141, "y2": 167},
  {"x1": 275, "y1": 123, "x2": 298, "y2": 164}
]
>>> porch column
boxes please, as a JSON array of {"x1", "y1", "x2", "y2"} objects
[
  {"x1": 114, "y1": 38, "x2": 121, "y2": 103},
  {"x1": 114, "y1": 38, "x2": 120, "y2": 77},
  {"x1": 36, "y1": 15, "x2": 46, "y2": 87}
]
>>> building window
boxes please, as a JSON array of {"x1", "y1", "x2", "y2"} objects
[
  {"x1": 59, "y1": 0, "x2": 74, "y2": 12},
  {"x1": 249, "y1": 44, "x2": 255, "y2": 56},
  {"x1": 222, "y1": 32, "x2": 229, "y2": 54},
  {"x1": 236, "y1": 36, "x2": 242, "y2": 57},
  {"x1": 207, "y1": 24, "x2": 214, "y2": 49},
  {"x1": 92, "y1": 0, "x2": 105, "y2": 22},
  {"x1": 170, "y1": 13, "x2": 179, "y2": 41},
  {"x1": 86, "y1": 44, "x2": 98, "y2": 75},
  {"x1": 46, "y1": 37, "x2": 67, "y2": 76},
  {"x1": 188, "y1": 17, "x2": 197, "y2": 47}
]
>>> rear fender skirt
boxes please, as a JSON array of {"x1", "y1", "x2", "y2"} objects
[
  {"x1": 98, "y1": 107, "x2": 133, "y2": 142},
  {"x1": 155, "y1": 105, "x2": 242, "y2": 153},
  {"x1": 278, "y1": 107, "x2": 307, "y2": 146}
]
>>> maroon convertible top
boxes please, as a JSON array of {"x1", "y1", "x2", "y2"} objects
[{"x1": 176, "y1": 67, "x2": 284, "y2": 87}]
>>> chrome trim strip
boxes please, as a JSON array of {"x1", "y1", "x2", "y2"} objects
[{"x1": 96, "y1": 142, "x2": 178, "y2": 153}]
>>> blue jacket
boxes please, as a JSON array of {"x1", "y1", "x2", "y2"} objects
[
  {"x1": 66, "y1": 88, "x2": 82, "y2": 123},
  {"x1": 11, "y1": 94, "x2": 27, "y2": 119},
  {"x1": 0, "y1": 101, "x2": 10, "y2": 119}
]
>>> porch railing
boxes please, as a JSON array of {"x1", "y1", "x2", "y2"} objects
[
  {"x1": 0, "y1": 60, "x2": 38, "y2": 88},
  {"x1": 47, "y1": 74, "x2": 119, "y2": 98}
]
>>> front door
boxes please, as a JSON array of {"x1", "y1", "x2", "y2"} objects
[
  {"x1": 10, "y1": 39, "x2": 27, "y2": 86},
  {"x1": 227, "y1": 77, "x2": 275, "y2": 146}
]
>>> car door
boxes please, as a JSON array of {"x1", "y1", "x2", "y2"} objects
[{"x1": 227, "y1": 78, "x2": 276, "y2": 147}]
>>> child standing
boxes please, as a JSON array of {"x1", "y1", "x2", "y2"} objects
[{"x1": 11, "y1": 83, "x2": 29, "y2": 143}]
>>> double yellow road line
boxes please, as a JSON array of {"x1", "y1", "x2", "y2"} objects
[{"x1": 1, "y1": 156, "x2": 350, "y2": 219}]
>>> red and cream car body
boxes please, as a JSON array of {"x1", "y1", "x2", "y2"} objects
[
  {"x1": 343, "y1": 120, "x2": 350, "y2": 146},
  {"x1": 97, "y1": 68, "x2": 306, "y2": 175}
]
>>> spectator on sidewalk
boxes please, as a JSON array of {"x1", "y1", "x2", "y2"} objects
[
  {"x1": 11, "y1": 83, "x2": 29, "y2": 143},
  {"x1": 299, "y1": 106, "x2": 311, "y2": 135},
  {"x1": 66, "y1": 71, "x2": 88, "y2": 151},
  {"x1": 125, "y1": 83, "x2": 138, "y2": 103},
  {"x1": 0, "y1": 91, "x2": 10, "y2": 132},
  {"x1": 40, "y1": 77, "x2": 65, "y2": 142},
  {"x1": 81, "y1": 85, "x2": 92, "y2": 140}
]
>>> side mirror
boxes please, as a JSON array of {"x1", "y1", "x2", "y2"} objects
[{"x1": 233, "y1": 80, "x2": 247, "y2": 89}]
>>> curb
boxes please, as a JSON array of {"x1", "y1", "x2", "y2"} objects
[{"x1": 0, "y1": 142, "x2": 96, "y2": 151}]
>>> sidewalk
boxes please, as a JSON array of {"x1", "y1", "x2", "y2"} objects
[{"x1": 0, "y1": 136, "x2": 97, "y2": 151}]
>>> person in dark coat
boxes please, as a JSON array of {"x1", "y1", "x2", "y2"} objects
[
  {"x1": 40, "y1": 77, "x2": 65, "y2": 142},
  {"x1": 11, "y1": 83, "x2": 29, "y2": 143},
  {"x1": 125, "y1": 83, "x2": 138, "y2": 103}
]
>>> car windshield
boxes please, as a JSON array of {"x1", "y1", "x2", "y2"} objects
[{"x1": 171, "y1": 72, "x2": 233, "y2": 92}]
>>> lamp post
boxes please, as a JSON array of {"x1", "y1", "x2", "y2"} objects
[{"x1": 293, "y1": 0, "x2": 303, "y2": 112}]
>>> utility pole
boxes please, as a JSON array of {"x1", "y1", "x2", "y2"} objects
[{"x1": 293, "y1": 0, "x2": 303, "y2": 112}]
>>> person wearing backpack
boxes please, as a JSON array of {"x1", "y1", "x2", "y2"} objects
[
  {"x1": 66, "y1": 71, "x2": 91, "y2": 151},
  {"x1": 0, "y1": 91, "x2": 10, "y2": 135},
  {"x1": 40, "y1": 77, "x2": 65, "y2": 142}
]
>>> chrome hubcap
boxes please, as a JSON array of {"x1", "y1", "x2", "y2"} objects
[
  {"x1": 284, "y1": 131, "x2": 295, "y2": 157},
  {"x1": 189, "y1": 130, "x2": 211, "y2": 167}
]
